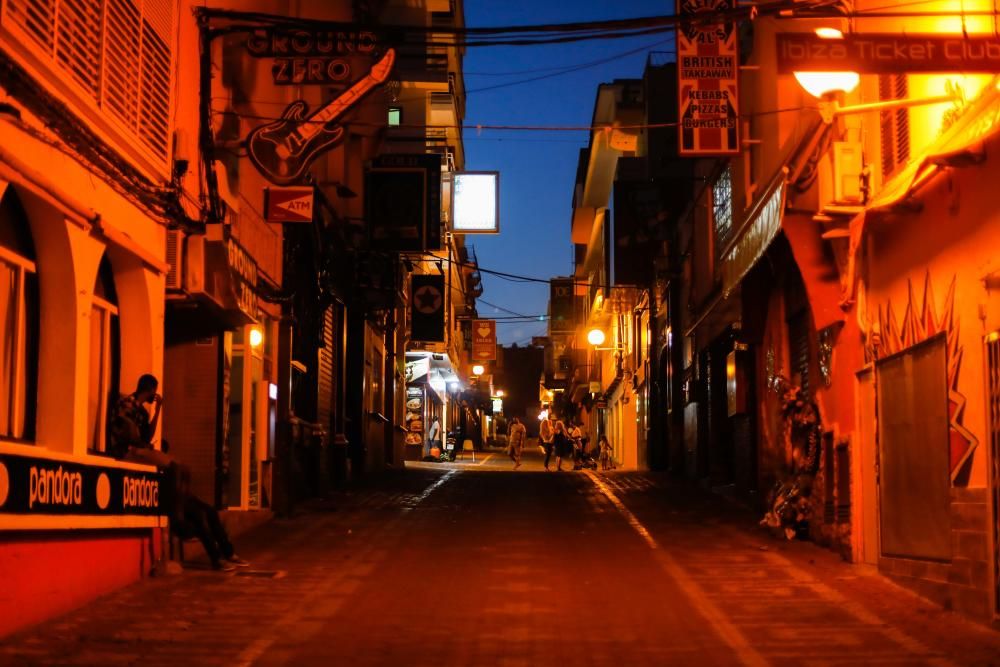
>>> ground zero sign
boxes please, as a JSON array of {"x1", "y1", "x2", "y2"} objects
[{"x1": 677, "y1": 0, "x2": 740, "y2": 156}]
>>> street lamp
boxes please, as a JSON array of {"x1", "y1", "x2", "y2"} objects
[
  {"x1": 472, "y1": 364, "x2": 485, "y2": 376},
  {"x1": 586, "y1": 328, "x2": 606, "y2": 346},
  {"x1": 495, "y1": 389, "x2": 505, "y2": 397},
  {"x1": 248, "y1": 326, "x2": 264, "y2": 349},
  {"x1": 793, "y1": 28, "x2": 957, "y2": 124},
  {"x1": 793, "y1": 29, "x2": 860, "y2": 99}
]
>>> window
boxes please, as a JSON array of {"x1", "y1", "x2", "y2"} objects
[
  {"x1": 88, "y1": 256, "x2": 120, "y2": 453},
  {"x1": 2, "y1": 0, "x2": 174, "y2": 159},
  {"x1": 879, "y1": 74, "x2": 910, "y2": 181},
  {"x1": 0, "y1": 191, "x2": 38, "y2": 441},
  {"x1": 712, "y1": 165, "x2": 733, "y2": 251},
  {"x1": 388, "y1": 106, "x2": 402, "y2": 127}
]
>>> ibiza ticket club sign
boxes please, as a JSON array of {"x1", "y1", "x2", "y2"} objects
[
  {"x1": 778, "y1": 33, "x2": 1000, "y2": 74},
  {"x1": 245, "y1": 43, "x2": 395, "y2": 186},
  {"x1": 677, "y1": 0, "x2": 740, "y2": 156}
]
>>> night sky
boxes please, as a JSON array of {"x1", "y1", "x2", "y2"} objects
[{"x1": 462, "y1": 1, "x2": 674, "y2": 344}]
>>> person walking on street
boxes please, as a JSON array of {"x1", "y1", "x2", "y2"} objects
[
  {"x1": 568, "y1": 421, "x2": 584, "y2": 466},
  {"x1": 507, "y1": 416, "x2": 526, "y2": 469},
  {"x1": 539, "y1": 412, "x2": 555, "y2": 471},
  {"x1": 552, "y1": 420, "x2": 571, "y2": 472},
  {"x1": 425, "y1": 415, "x2": 441, "y2": 459},
  {"x1": 598, "y1": 434, "x2": 615, "y2": 471}
]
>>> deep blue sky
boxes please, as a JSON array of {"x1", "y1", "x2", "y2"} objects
[{"x1": 462, "y1": 1, "x2": 674, "y2": 344}]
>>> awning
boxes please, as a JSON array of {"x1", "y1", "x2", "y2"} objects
[
  {"x1": 842, "y1": 77, "x2": 1000, "y2": 305},
  {"x1": 721, "y1": 174, "x2": 786, "y2": 297}
]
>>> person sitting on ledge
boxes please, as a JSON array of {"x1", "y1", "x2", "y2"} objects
[{"x1": 109, "y1": 374, "x2": 249, "y2": 572}]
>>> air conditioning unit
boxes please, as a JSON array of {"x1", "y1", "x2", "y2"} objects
[
  {"x1": 165, "y1": 230, "x2": 207, "y2": 295},
  {"x1": 833, "y1": 141, "x2": 863, "y2": 203}
]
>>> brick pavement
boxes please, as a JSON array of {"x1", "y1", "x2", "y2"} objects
[{"x1": 2, "y1": 450, "x2": 1000, "y2": 666}]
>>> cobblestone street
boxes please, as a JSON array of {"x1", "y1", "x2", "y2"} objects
[{"x1": 3, "y1": 449, "x2": 1000, "y2": 666}]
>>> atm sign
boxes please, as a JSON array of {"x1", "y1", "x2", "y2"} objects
[{"x1": 265, "y1": 186, "x2": 315, "y2": 223}]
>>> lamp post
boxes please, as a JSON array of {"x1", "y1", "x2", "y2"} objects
[{"x1": 793, "y1": 28, "x2": 958, "y2": 124}]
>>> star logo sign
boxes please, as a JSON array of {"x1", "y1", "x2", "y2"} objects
[{"x1": 414, "y1": 285, "x2": 443, "y2": 314}]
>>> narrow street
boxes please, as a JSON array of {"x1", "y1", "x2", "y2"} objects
[{"x1": 4, "y1": 449, "x2": 999, "y2": 667}]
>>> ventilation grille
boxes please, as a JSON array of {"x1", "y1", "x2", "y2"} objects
[
  {"x1": 165, "y1": 229, "x2": 181, "y2": 289},
  {"x1": 3, "y1": 0, "x2": 174, "y2": 161}
]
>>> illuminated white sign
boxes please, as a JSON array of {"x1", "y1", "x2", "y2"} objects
[{"x1": 452, "y1": 172, "x2": 499, "y2": 233}]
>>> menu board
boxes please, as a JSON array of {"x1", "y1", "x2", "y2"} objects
[{"x1": 405, "y1": 385, "x2": 424, "y2": 445}]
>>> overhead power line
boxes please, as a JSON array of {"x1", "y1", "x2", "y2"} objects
[{"x1": 211, "y1": 106, "x2": 811, "y2": 131}]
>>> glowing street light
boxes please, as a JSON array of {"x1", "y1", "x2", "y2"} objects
[
  {"x1": 587, "y1": 328, "x2": 606, "y2": 347},
  {"x1": 495, "y1": 389, "x2": 505, "y2": 397},
  {"x1": 793, "y1": 29, "x2": 859, "y2": 99},
  {"x1": 792, "y1": 28, "x2": 956, "y2": 124},
  {"x1": 248, "y1": 326, "x2": 264, "y2": 349},
  {"x1": 472, "y1": 364, "x2": 485, "y2": 376}
]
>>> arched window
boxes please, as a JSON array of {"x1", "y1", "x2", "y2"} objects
[
  {"x1": 88, "y1": 255, "x2": 120, "y2": 453},
  {"x1": 0, "y1": 189, "x2": 38, "y2": 441}
]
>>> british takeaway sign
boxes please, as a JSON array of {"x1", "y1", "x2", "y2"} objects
[{"x1": 677, "y1": 0, "x2": 740, "y2": 156}]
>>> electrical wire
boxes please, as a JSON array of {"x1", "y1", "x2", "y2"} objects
[
  {"x1": 209, "y1": 106, "x2": 812, "y2": 131},
  {"x1": 465, "y1": 36, "x2": 675, "y2": 95}
]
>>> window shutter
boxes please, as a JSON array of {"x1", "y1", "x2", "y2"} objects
[
  {"x1": 879, "y1": 74, "x2": 910, "y2": 181},
  {"x1": 2, "y1": 0, "x2": 173, "y2": 162}
]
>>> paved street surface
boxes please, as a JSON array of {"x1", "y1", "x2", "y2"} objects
[{"x1": 3, "y1": 446, "x2": 1000, "y2": 666}]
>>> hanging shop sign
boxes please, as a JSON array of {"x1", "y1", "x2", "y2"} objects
[
  {"x1": 411, "y1": 274, "x2": 445, "y2": 342},
  {"x1": 549, "y1": 278, "x2": 575, "y2": 334},
  {"x1": 613, "y1": 181, "x2": 664, "y2": 286},
  {"x1": 264, "y1": 186, "x2": 315, "y2": 223},
  {"x1": 676, "y1": 0, "x2": 740, "y2": 156},
  {"x1": 472, "y1": 319, "x2": 497, "y2": 361},
  {"x1": 367, "y1": 153, "x2": 442, "y2": 252},
  {"x1": 777, "y1": 33, "x2": 1000, "y2": 74},
  {"x1": 246, "y1": 48, "x2": 395, "y2": 186},
  {"x1": 0, "y1": 451, "x2": 165, "y2": 520},
  {"x1": 452, "y1": 172, "x2": 500, "y2": 234},
  {"x1": 246, "y1": 29, "x2": 380, "y2": 85}
]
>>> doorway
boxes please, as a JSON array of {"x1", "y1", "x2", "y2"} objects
[
  {"x1": 855, "y1": 367, "x2": 879, "y2": 565},
  {"x1": 876, "y1": 334, "x2": 951, "y2": 561}
]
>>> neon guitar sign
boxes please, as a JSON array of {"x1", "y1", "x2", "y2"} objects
[{"x1": 247, "y1": 48, "x2": 395, "y2": 185}]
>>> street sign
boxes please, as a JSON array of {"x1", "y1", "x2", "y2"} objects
[
  {"x1": 472, "y1": 319, "x2": 497, "y2": 361},
  {"x1": 777, "y1": 33, "x2": 1000, "y2": 74},
  {"x1": 677, "y1": 0, "x2": 740, "y2": 156},
  {"x1": 264, "y1": 186, "x2": 315, "y2": 222}
]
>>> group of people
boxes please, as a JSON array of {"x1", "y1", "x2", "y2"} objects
[
  {"x1": 110, "y1": 374, "x2": 248, "y2": 572},
  {"x1": 503, "y1": 413, "x2": 613, "y2": 472}
]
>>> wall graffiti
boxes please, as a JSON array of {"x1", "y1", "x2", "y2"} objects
[{"x1": 861, "y1": 272, "x2": 978, "y2": 484}]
